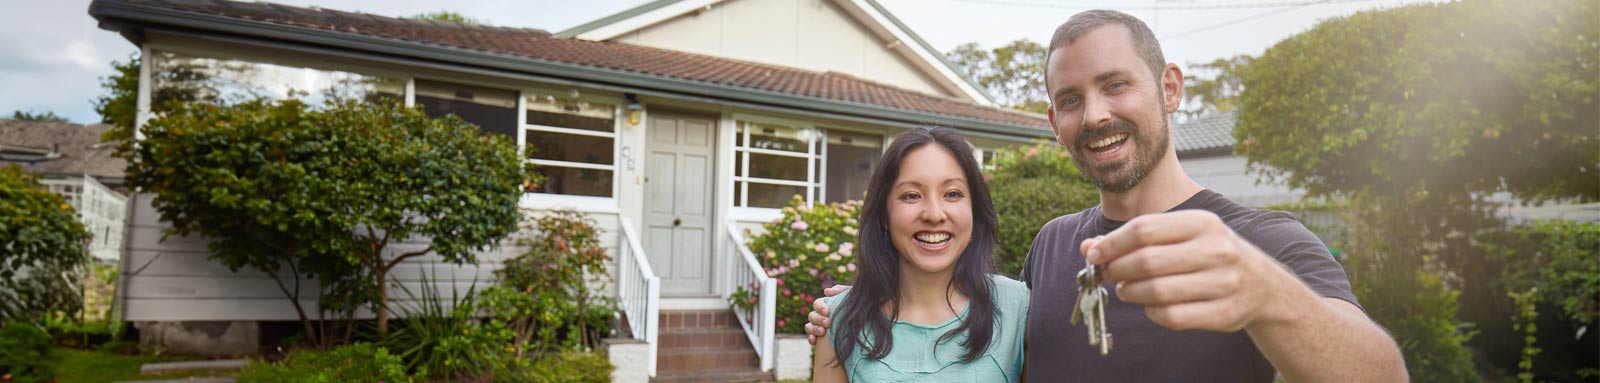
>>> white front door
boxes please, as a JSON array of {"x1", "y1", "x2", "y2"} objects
[{"x1": 644, "y1": 113, "x2": 716, "y2": 296}]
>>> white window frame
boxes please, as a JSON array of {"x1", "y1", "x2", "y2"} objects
[
  {"x1": 517, "y1": 90, "x2": 623, "y2": 210},
  {"x1": 731, "y1": 115, "x2": 822, "y2": 211}
]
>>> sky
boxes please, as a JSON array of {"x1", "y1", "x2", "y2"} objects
[{"x1": 0, "y1": 0, "x2": 1438, "y2": 124}]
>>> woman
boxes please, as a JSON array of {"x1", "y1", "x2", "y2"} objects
[{"x1": 813, "y1": 126, "x2": 1029, "y2": 382}]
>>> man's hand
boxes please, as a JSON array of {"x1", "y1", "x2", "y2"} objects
[
  {"x1": 804, "y1": 285, "x2": 852, "y2": 345},
  {"x1": 1082, "y1": 210, "x2": 1302, "y2": 332}
]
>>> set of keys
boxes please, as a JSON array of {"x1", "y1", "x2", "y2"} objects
[{"x1": 1070, "y1": 259, "x2": 1113, "y2": 356}]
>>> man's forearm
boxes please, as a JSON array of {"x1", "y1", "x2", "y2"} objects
[{"x1": 1245, "y1": 272, "x2": 1407, "y2": 382}]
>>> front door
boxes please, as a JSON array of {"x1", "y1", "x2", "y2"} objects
[{"x1": 644, "y1": 113, "x2": 716, "y2": 296}]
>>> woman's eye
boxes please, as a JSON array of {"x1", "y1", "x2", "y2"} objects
[
  {"x1": 899, "y1": 192, "x2": 921, "y2": 202},
  {"x1": 944, "y1": 190, "x2": 964, "y2": 199}
]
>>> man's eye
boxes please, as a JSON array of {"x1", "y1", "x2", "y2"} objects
[
  {"x1": 1058, "y1": 96, "x2": 1081, "y2": 110},
  {"x1": 1107, "y1": 81, "x2": 1127, "y2": 91}
]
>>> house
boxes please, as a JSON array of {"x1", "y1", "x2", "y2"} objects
[
  {"x1": 0, "y1": 120, "x2": 128, "y2": 262},
  {"x1": 89, "y1": 0, "x2": 1051, "y2": 381}
]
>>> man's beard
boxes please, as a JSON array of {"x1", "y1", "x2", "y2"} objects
[{"x1": 1069, "y1": 116, "x2": 1170, "y2": 194}]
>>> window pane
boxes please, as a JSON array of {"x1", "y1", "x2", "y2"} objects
[
  {"x1": 746, "y1": 152, "x2": 807, "y2": 181},
  {"x1": 526, "y1": 131, "x2": 614, "y2": 165},
  {"x1": 532, "y1": 166, "x2": 613, "y2": 197},
  {"x1": 149, "y1": 50, "x2": 402, "y2": 110},
  {"x1": 742, "y1": 122, "x2": 809, "y2": 153},
  {"x1": 739, "y1": 182, "x2": 806, "y2": 209},
  {"x1": 734, "y1": 151, "x2": 744, "y2": 177},
  {"x1": 525, "y1": 94, "x2": 615, "y2": 133},
  {"x1": 825, "y1": 130, "x2": 882, "y2": 203},
  {"x1": 414, "y1": 79, "x2": 518, "y2": 138}
]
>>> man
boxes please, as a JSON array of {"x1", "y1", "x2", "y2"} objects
[{"x1": 805, "y1": 10, "x2": 1408, "y2": 382}]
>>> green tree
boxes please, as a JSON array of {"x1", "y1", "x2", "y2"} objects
[
  {"x1": 127, "y1": 98, "x2": 534, "y2": 339},
  {"x1": 410, "y1": 11, "x2": 479, "y2": 24},
  {"x1": 984, "y1": 142, "x2": 1098, "y2": 276},
  {"x1": 1237, "y1": 0, "x2": 1599, "y2": 379},
  {"x1": 7, "y1": 110, "x2": 68, "y2": 122},
  {"x1": 0, "y1": 165, "x2": 91, "y2": 325},
  {"x1": 1237, "y1": 0, "x2": 1598, "y2": 204},
  {"x1": 1180, "y1": 54, "x2": 1252, "y2": 120},
  {"x1": 93, "y1": 53, "x2": 139, "y2": 142},
  {"x1": 947, "y1": 40, "x2": 1048, "y2": 113}
]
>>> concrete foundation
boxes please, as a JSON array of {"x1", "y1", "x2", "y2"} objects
[
  {"x1": 135, "y1": 321, "x2": 259, "y2": 357},
  {"x1": 604, "y1": 337, "x2": 651, "y2": 383}
]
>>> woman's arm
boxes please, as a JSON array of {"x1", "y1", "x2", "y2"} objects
[{"x1": 813, "y1": 332, "x2": 848, "y2": 383}]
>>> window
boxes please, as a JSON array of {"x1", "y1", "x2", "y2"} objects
[
  {"x1": 523, "y1": 94, "x2": 617, "y2": 198},
  {"x1": 149, "y1": 50, "x2": 403, "y2": 109},
  {"x1": 734, "y1": 121, "x2": 820, "y2": 209},
  {"x1": 414, "y1": 79, "x2": 518, "y2": 138},
  {"x1": 823, "y1": 130, "x2": 882, "y2": 203}
]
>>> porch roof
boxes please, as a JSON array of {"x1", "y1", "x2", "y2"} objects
[{"x1": 89, "y1": 0, "x2": 1053, "y2": 138}]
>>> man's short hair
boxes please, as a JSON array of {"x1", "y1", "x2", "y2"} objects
[{"x1": 1046, "y1": 10, "x2": 1167, "y2": 91}]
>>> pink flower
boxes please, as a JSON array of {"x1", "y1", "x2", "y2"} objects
[
  {"x1": 839, "y1": 242, "x2": 854, "y2": 256},
  {"x1": 788, "y1": 259, "x2": 800, "y2": 268},
  {"x1": 791, "y1": 220, "x2": 809, "y2": 231},
  {"x1": 777, "y1": 319, "x2": 787, "y2": 328},
  {"x1": 847, "y1": 263, "x2": 857, "y2": 272},
  {"x1": 809, "y1": 268, "x2": 819, "y2": 276},
  {"x1": 814, "y1": 243, "x2": 830, "y2": 253},
  {"x1": 783, "y1": 289, "x2": 792, "y2": 297},
  {"x1": 843, "y1": 226, "x2": 858, "y2": 236},
  {"x1": 766, "y1": 268, "x2": 779, "y2": 277},
  {"x1": 775, "y1": 278, "x2": 784, "y2": 286}
]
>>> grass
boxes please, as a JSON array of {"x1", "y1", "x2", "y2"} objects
[{"x1": 54, "y1": 348, "x2": 236, "y2": 383}]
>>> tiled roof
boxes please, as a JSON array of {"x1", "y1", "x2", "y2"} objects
[
  {"x1": 0, "y1": 120, "x2": 127, "y2": 179},
  {"x1": 91, "y1": 0, "x2": 1050, "y2": 132},
  {"x1": 1173, "y1": 111, "x2": 1238, "y2": 155}
]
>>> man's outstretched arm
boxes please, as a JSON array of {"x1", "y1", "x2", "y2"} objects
[
  {"x1": 805, "y1": 285, "x2": 851, "y2": 345},
  {"x1": 1086, "y1": 210, "x2": 1407, "y2": 382}
]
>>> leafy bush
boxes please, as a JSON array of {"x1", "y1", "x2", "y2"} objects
[
  {"x1": 235, "y1": 343, "x2": 411, "y2": 383},
  {"x1": 0, "y1": 165, "x2": 91, "y2": 325},
  {"x1": 0, "y1": 324, "x2": 56, "y2": 383},
  {"x1": 381, "y1": 273, "x2": 507, "y2": 380},
  {"x1": 482, "y1": 210, "x2": 615, "y2": 355},
  {"x1": 491, "y1": 351, "x2": 613, "y2": 383},
  {"x1": 1340, "y1": 202, "x2": 1483, "y2": 383},
  {"x1": 983, "y1": 142, "x2": 1098, "y2": 276},
  {"x1": 127, "y1": 98, "x2": 535, "y2": 340},
  {"x1": 735, "y1": 197, "x2": 861, "y2": 334}
]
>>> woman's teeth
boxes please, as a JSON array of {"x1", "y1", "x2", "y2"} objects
[{"x1": 915, "y1": 232, "x2": 951, "y2": 244}]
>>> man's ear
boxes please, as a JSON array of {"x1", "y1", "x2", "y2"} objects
[
  {"x1": 1048, "y1": 108, "x2": 1065, "y2": 146},
  {"x1": 1162, "y1": 63, "x2": 1184, "y2": 114}
]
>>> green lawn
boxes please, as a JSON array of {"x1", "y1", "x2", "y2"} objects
[{"x1": 54, "y1": 348, "x2": 237, "y2": 383}]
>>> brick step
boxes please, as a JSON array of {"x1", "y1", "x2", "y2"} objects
[
  {"x1": 650, "y1": 368, "x2": 773, "y2": 383},
  {"x1": 660, "y1": 309, "x2": 740, "y2": 329},
  {"x1": 659, "y1": 327, "x2": 752, "y2": 350},
  {"x1": 657, "y1": 348, "x2": 760, "y2": 374}
]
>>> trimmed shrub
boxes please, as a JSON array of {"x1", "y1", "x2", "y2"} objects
[
  {"x1": 492, "y1": 351, "x2": 613, "y2": 383},
  {"x1": 0, "y1": 165, "x2": 92, "y2": 325},
  {"x1": 235, "y1": 343, "x2": 410, "y2": 383},
  {"x1": 0, "y1": 324, "x2": 56, "y2": 383},
  {"x1": 984, "y1": 142, "x2": 1099, "y2": 276}
]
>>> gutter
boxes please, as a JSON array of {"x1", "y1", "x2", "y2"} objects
[{"x1": 89, "y1": 1, "x2": 1052, "y2": 139}]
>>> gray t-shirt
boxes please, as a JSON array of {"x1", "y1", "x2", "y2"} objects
[{"x1": 1019, "y1": 189, "x2": 1359, "y2": 382}]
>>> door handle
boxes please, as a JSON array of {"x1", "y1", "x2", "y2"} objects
[{"x1": 674, "y1": 218, "x2": 682, "y2": 227}]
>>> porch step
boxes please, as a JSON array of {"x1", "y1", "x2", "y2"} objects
[
  {"x1": 655, "y1": 309, "x2": 767, "y2": 382},
  {"x1": 651, "y1": 369, "x2": 774, "y2": 383}
]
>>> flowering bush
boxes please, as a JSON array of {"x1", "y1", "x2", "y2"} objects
[{"x1": 731, "y1": 196, "x2": 861, "y2": 334}]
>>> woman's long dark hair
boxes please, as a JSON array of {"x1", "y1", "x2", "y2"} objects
[{"x1": 833, "y1": 126, "x2": 1000, "y2": 365}]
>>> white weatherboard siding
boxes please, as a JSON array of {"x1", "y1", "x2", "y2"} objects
[
  {"x1": 121, "y1": 193, "x2": 621, "y2": 322},
  {"x1": 1180, "y1": 155, "x2": 1303, "y2": 208},
  {"x1": 612, "y1": 0, "x2": 951, "y2": 98}
]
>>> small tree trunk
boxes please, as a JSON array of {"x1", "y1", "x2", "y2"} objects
[{"x1": 376, "y1": 266, "x2": 390, "y2": 340}]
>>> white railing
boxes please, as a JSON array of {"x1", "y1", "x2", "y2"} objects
[
  {"x1": 617, "y1": 218, "x2": 661, "y2": 377},
  {"x1": 722, "y1": 223, "x2": 776, "y2": 372}
]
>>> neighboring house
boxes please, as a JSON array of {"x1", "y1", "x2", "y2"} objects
[
  {"x1": 89, "y1": 0, "x2": 1049, "y2": 380},
  {"x1": 0, "y1": 120, "x2": 129, "y2": 262}
]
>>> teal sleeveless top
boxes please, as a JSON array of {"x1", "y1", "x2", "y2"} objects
[{"x1": 824, "y1": 274, "x2": 1030, "y2": 382}]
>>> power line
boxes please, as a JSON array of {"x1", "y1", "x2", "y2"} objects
[
  {"x1": 1161, "y1": 2, "x2": 1318, "y2": 39},
  {"x1": 946, "y1": 0, "x2": 1383, "y2": 11}
]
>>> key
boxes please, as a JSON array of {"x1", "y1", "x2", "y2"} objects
[{"x1": 1071, "y1": 262, "x2": 1114, "y2": 355}]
